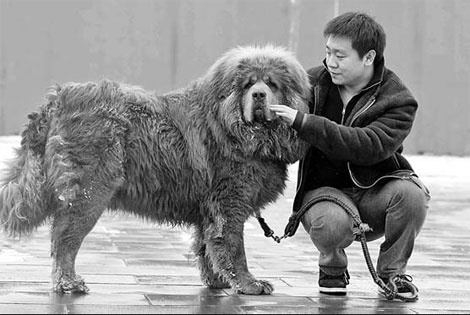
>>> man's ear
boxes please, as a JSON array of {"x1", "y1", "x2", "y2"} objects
[{"x1": 364, "y1": 50, "x2": 376, "y2": 66}]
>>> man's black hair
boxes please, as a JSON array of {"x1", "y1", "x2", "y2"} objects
[{"x1": 324, "y1": 12, "x2": 386, "y2": 63}]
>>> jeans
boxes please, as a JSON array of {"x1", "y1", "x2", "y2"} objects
[{"x1": 300, "y1": 176, "x2": 430, "y2": 278}]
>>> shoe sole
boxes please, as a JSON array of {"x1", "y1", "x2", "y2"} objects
[
  {"x1": 378, "y1": 288, "x2": 415, "y2": 300},
  {"x1": 319, "y1": 287, "x2": 347, "y2": 295}
]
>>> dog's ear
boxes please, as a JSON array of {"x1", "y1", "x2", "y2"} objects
[
  {"x1": 268, "y1": 52, "x2": 311, "y2": 106},
  {"x1": 201, "y1": 48, "x2": 242, "y2": 102},
  {"x1": 284, "y1": 61, "x2": 311, "y2": 102}
]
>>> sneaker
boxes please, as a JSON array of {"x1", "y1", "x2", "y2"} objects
[
  {"x1": 379, "y1": 274, "x2": 419, "y2": 300},
  {"x1": 318, "y1": 269, "x2": 350, "y2": 295}
]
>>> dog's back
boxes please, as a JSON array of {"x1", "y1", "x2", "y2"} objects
[{"x1": 0, "y1": 79, "x2": 212, "y2": 236}]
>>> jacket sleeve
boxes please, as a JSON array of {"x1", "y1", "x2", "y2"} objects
[{"x1": 295, "y1": 80, "x2": 418, "y2": 166}]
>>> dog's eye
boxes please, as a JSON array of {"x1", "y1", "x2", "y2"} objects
[
  {"x1": 264, "y1": 75, "x2": 279, "y2": 90},
  {"x1": 242, "y1": 77, "x2": 255, "y2": 90},
  {"x1": 242, "y1": 81, "x2": 252, "y2": 90},
  {"x1": 240, "y1": 74, "x2": 256, "y2": 90},
  {"x1": 267, "y1": 80, "x2": 279, "y2": 90}
]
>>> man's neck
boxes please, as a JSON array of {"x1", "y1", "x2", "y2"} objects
[{"x1": 341, "y1": 67, "x2": 374, "y2": 96}]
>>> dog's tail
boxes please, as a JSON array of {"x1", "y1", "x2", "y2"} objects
[{"x1": 0, "y1": 87, "x2": 59, "y2": 237}]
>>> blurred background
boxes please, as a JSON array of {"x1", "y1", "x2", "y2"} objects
[{"x1": 1, "y1": 0, "x2": 469, "y2": 156}]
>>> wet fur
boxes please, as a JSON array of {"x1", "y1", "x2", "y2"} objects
[{"x1": 0, "y1": 45, "x2": 310, "y2": 294}]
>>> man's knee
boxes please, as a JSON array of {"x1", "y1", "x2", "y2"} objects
[
  {"x1": 301, "y1": 188, "x2": 356, "y2": 249},
  {"x1": 385, "y1": 178, "x2": 429, "y2": 223}
]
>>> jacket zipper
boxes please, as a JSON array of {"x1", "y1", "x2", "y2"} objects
[
  {"x1": 346, "y1": 96, "x2": 376, "y2": 188},
  {"x1": 391, "y1": 153, "x2": 400, "y2": 168},
  {"x1": 348, "y1": 167, "x2": 417, "y2": 189},
  {"x1": 348, "y1": 96, "x2": 376, "y2": 127},
  {"x1": 313, "y1": 85, "x2": 319, "y2": 115},
  {"x1": 340, "y1": 105, "x2": 347, "y2": 125}
]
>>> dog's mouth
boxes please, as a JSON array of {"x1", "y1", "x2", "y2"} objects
[
  {"x1": 254, "y1": 109, "x2": 264, "y2": 123},
  {"x1": 251, "y1": 110, "x2": 275, "y2": 130},
  {"x1": 251, "y1": 102, "x2": 276, "y2": 127}
]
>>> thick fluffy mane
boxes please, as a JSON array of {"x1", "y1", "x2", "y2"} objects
[
  {"x1": 194, "y1": 45, "x2": 311, "y2": 163},
  {"x1": 203, "y1": 44, "x2": 311, "y2": 101}
]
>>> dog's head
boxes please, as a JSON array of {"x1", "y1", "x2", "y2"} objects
[{"x1": 201, "y1": 45, "x2": 311, "y2": 163}]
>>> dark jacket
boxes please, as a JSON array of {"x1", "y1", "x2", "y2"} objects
[{"x1": 292, "y1": 59, "x2": 418, "y2": 213}]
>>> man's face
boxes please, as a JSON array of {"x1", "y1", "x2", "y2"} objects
[{"x1": 325, "y1": 35, "x2": 370, "y2": 88}]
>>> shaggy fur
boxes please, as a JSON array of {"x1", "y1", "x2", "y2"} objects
[{"x1": 0, "y1": 45, "x2": 310, "y2": 295}]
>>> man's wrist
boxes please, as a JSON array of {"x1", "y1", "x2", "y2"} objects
[{"x1": 292, "y1": 111, "x2": 304, "y2": 131}]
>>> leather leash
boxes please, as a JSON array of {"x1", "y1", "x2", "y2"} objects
[{"x1": 256, "y1": 195, "x2": 419, "y2": 302}]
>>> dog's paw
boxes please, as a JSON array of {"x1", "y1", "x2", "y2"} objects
[
  {"x1": 54, "y1": 275, "x2": 90, "y2": 294},
  {"x1": 236, "y1": 279, "x2": 274, "y2": 295},
  {"x1": 207, "y1": 279, "x2": 231, "y2": 289}
]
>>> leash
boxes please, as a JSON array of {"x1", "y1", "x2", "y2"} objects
[{"x1": 255, "y1": 195, "x2": 419, "y2": 302}]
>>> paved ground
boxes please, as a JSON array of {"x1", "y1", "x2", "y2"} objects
[{"x1": 0, "y1": 136, "x2": 469, "y2": 314}]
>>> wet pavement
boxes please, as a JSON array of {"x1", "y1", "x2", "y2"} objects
[{"x1": 0, "y1": 136, "x2": 469, "y2": 314}]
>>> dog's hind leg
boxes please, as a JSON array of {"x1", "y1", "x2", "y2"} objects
[
  {"x1": 49, "y1": 173, "x2": 121, "y2": 294},
  {"x1": 48, "y1": 171, "x2": 123, "y2": 295},
  {"x1": 43, "y1": 131, "x2": 125, "y2": 293},
  {"x1": 50, "y1": 198, "x2": 105, "y2": 294}
]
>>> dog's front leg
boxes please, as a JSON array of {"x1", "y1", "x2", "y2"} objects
[{"x1": 202, "y1": 214, "x2": 274, "y2": 295}]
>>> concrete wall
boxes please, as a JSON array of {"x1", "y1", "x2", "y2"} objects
[{"x1": 1, "y1": 0, "x2": 469, "y2": 155}]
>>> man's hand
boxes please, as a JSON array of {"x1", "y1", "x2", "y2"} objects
[{"x1": 269, "y1": 105, "x2": 298, "y2": 126}]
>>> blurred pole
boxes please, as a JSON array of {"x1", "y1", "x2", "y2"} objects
[
  {"x1": 0, "y1": 13, "x2": 4, "y2": 134},
  {"x1": 0, "y1": 56, "x2": 4, "y2": 135},
  {"x1": 334, "y1": 0, "x2": 340, "y2": 17},
  {"x1": 288, "y1": 0, "x2": 300, "y2": 53},
  {"x1": 169, "y1": 0, "x2": 181, "y2": 90}
]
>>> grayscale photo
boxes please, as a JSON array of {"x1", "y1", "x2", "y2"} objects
[{"x1": 0, "y1": 0, "x2": 469, "y2": 313}]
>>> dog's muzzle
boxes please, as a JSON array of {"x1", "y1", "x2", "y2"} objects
[{"x1": 251, "y1": 90, "x2": 275, "y2": 123}]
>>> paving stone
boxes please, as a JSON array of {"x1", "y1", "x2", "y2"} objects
[{"x1": 0, "y1": 304, "x2": 67, "y2": 314}]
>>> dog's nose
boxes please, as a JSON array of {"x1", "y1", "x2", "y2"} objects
[{"x1": 252, "y1": 91, "x2": 266, "y2": 101}]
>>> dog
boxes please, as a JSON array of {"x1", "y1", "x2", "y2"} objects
[{"x1": 0, "y1": 45, "x2": 310, "y2": 295}]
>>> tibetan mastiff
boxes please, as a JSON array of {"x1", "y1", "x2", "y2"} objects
[{"x1": 0, "y1": 45, "x2": 310, "y2": 295}]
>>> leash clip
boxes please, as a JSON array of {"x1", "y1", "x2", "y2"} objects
[{"x1": 257, "y1": 216, "x2": 284, "y2": 243}]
